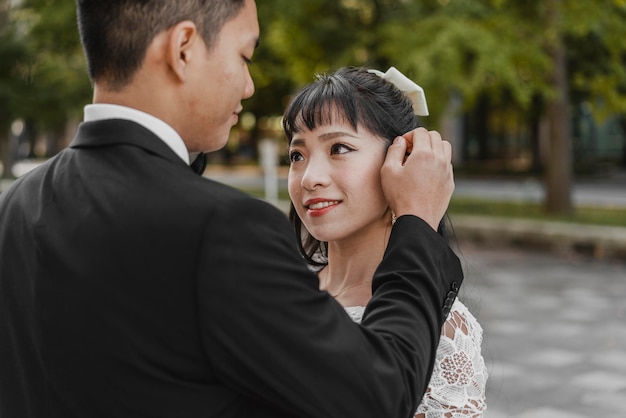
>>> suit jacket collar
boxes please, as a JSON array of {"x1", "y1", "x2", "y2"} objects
[{"x1": 70, "y1": 119, "x2": 186, "y2": 168}]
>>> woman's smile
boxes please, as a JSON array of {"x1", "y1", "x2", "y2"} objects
[{"x1": 305, "y1": 199, "x2": 341, "y2": 216}]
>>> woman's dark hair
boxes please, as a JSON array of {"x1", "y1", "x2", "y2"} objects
[
  {"x1": 75, "y1": 0, "x2": 245, "y2": 90},
  {"x1": 283, "y1": 67, "x2": 450, "y2": 266}
]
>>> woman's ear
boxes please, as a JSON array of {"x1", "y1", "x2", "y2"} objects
[{"x1": 167, "y1": 20, "x2": 199, "y2": 82}]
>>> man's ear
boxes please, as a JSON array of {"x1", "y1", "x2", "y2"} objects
[{"x1": 167, "y1": 21, "x2": 199, "y2": 82}]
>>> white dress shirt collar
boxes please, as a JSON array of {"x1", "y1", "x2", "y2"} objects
[{"x1": 84, "y1": 103, "x2": 190, "y2": 165}]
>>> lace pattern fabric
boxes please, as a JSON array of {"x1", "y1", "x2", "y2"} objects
[{"x1": 346, "y1": 299, "x2": 487, "y2": 417}]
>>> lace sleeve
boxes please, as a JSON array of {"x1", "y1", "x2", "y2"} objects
[{"x1": 415, "y1": 299, "x2": 488, "y2": 417}]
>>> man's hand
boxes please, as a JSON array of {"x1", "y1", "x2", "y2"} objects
[{"x1": 381, "y1": 128, "x2": 454, "y2": 231}]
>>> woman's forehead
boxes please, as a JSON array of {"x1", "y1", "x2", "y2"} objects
[{"x1": 293, "y1": 104, "x2": 353, "y2": 130}]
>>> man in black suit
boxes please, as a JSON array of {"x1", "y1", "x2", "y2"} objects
[{"x1": 0, "y1": 0, "x2": 462, "y2": 416}]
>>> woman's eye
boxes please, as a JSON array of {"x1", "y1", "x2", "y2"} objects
[
  {"x1": 330, "y1": 143, "x2": 353, "y2": 155},
  {"x1": 289, "y1": 151, "x2": 304, "y2": 163}
]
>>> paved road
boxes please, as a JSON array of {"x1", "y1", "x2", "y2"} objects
[
  {"x1": 453, "y1": 176, "x2": 626, "y2": 209},
  {"x1": 458, "y1": 243, "x2": 626, "y2": 418}
]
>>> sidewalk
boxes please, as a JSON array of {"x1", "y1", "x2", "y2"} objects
[{"x1": 460, "y1": 245, "x2": 626, "y2": 418}]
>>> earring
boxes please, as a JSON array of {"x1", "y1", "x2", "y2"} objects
[{"x1": 391, "y1": 211, "x2": 397, "y2": 225}]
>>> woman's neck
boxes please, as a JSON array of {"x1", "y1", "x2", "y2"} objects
[{"x1": 319, "y1": 218, "x2": 392, "y2": 307}]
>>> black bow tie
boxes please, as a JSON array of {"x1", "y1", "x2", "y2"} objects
[{"x1": 190, "y1": 153, "x2": 207, "y2": 175}]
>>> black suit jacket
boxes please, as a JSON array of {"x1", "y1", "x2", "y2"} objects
[{"x1": 0, "y1": 119, "x2": 462, "y2": 417}]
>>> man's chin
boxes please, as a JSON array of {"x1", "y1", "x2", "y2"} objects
[{"x1": 193, "y1": 133, "x2": 230, "y2": 154}]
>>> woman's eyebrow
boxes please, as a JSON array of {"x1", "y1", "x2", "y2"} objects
[
  {"x1": 289, "y1": 138, "x2": 305, "y2": 148},
  {"x1": 317, "y1": 131, "x2": 359, "y2": 141},
  {"x1": 290, "y1": 131, "x2": 358, "y2": 148}
]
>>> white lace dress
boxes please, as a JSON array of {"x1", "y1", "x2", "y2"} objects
[{"x1": 346, "y1": 299, "x2": 487, "y2": 417}]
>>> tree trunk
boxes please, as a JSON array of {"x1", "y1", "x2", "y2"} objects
[
  {"x1": 1, "y1": 130, "x2": 18, "y2": 180},
  {"x1": 475, "y1": 94, "x2": 490, "y2": 161},
  {"x1": 528, "y1": 95, "x2": 543, "y2": 174},
  {"x1": 544, "y1": 0, "x2": 573, "y2": 215},
  {"x1": 620, "y1": 118, "x2": 626, "y2": 168},
  {"x1": 0, "y1": 133, "x2": 8, "y2": 179}
]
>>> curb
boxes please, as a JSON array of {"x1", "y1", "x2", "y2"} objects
[{"x1": 452, "y1": 215, "x2": 626, "y2": 260}]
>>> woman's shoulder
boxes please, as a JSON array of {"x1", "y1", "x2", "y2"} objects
[
  {"x1": 343, "y1": 300, "x2": 483, "y2": 337},
  {"x1": 442, "y1": 299, "x2": 484, "y2": 344},
  {"x1": 417, "y1": 298, "x2": 488, "y2": 417}
]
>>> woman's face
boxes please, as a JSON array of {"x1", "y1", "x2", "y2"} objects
[{"x1": 287, "y1": 120, "x2": 391, "y2": 244}]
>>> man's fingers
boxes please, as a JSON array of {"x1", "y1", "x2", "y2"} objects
[
  {"x1": 427, "y1": 129, "x2": 442, "y2": 150},
  {"x1": 382, "y1": 127, "x2": 456, "y2": 231},
  {"x1": 404, "y1": 128, "x2": 441, "y2": 170},
  {"x1": 404, "y1": 127, "x2": 429, "y2": 155},
  {"x1": 403, "y1": 128, "x2": 452, "y2": 164},
  {"x1": 443, "y1": 140, "x2": 452, "y2": 163},
  {"x1": 384, "y1": 136, "x2": 408, "y2": 167}
]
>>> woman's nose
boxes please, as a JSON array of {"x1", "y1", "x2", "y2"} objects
[{"x1": 300, "y1": 158, "x2": 330, "y2": 191}]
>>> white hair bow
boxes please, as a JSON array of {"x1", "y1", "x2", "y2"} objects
[{"x1": 367, "y1": 67, "x2": 429, "y2": 116}]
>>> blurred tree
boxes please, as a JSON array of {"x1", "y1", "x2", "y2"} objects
[
  {"x1": 248, "y1": 0, "x2": 389, "y2": 119},
  {"x1": 565, "y1": 0, "x2": 626, "y2": 170},
  {"x1": 1, "y1": 0, "x2": 91, "y2": 178},
  {"x1": 0, "y1": 0, "x2": 29, "y2": 178},
  {"x1": 254, "y1": 0, "x2": 626, "y2": 214},
  {"x1": 2, "y1": 0, "x2": 624, "y2": 202},
  {"x1": 565, "y1": 0, "x2": 626, "y2": 119},
  {"x1": 17, "y1": 0, "x2": 91, "y2": 156},
  {"x1": 377, "y1": 0, "x2": 626, "y2": 214},
  {"x1": 544, "y1": 0, "x2": 572, "y2": 214}
]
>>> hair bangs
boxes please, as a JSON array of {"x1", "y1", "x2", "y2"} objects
[{"x1": 283, "y1": 74, "x2": 360, "y2": 142}]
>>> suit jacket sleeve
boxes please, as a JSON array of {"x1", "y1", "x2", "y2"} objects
[{"x1": 197, "y1": 197, "x2": 463, "y2": 418}]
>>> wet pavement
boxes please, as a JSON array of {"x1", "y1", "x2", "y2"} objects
[{"x1": 458, "y1": 243, "x2": 626, "y2": 418}]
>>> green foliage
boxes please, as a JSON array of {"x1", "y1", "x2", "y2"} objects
[
  {"x1": 378, "y1": 11, "x2": 551, "y2": 118},
  {"x1": 563, "y1": 0, "x2": 626, "y2": 120},
  {"x1": 248, "y1": 0, "x2": 383, "y2": 117},
  {"x1": 1, "y1": 0, "x2": 624, "y2": 143},
  {"x1": 250, "y1": 0, "x2": 626, "y2": 127},
  {"x1": 0, "y1": 4, "x2": 29, "y2": 130},
  {"x1": 7, "y1": 0, "x2": 91, "y2": 132}
]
